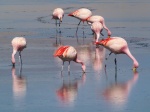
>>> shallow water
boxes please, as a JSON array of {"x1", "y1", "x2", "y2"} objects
[{"x1": 0, "y1": 0, "x2": 150, "y2": 112}]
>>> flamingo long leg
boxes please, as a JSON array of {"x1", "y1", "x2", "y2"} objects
[
  {"x1": 68, "y1": 61, "x2": 70, "y2": 72},
  {"x1": 76, "y1": 20, "x2": 81, "y2": 34},
  {"x1": 114, "y1": 57, "x2": 117, "y2": 83},
  {"x1": 61, "y1": 61, "x2": 64, "y2": 72},
  {"x1": 19, "y1": 51, "x2": 22, "y2": 65},
  {"x1": 105, "y1": 52, "x2": 112, "y2": 60}
]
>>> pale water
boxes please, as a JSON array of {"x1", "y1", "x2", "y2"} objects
[{"x1": 0, "y1": 0, "x2": 150, "y2": 112}]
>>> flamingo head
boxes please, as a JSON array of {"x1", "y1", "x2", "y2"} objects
[
  {"x1": 132, "y1": 61, "x2": 139, "y2": 72},
  {"x1": 82, "y1": 64, "x2": 86, "y2": 73},
  {"x1": 58, "y1": 15, "x2": 63, "y2": 22}
]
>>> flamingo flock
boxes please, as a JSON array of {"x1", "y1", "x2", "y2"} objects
[{"x1": 11, "y1": 7, "x2": 139, "y2": 74}]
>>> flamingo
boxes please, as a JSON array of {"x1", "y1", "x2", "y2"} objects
[
  {"x1": 52, "y1": 8, "x2": 64, "y2": 32},
  {"x1": 87, "y1": 15, "x2": 111, "y2": 37},
  {"x1": 54, "y1": 45, "x2": 86, "y2": 73},
  {"x1": 68, "y1": 8, "x2": 92, "y2": 34},
  {"x1": 96, "y1": 37, "x2": 139, "y2": 70},
  {"x1": 11, "y1": 37, "x2": 27, "y2": 66},
  {"x1": 91, "y1": 21, "x2": 103, "y2": 42}
]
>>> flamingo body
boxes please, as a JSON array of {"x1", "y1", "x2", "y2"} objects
[
  {"x1": 87, "y1": 15, "x2": 104, "y2": 23},
  {"x1": 54, "y1": 45, "x2": 86, "y2": 73},
  {"x1": 91, "y1": 22, "x2": 103, "y2": 42},
  {"x1": 52, "y1": 8, "x2": 64, "y2": 22},
  {"x1": 11, "y1": 37, "x2": 27, "y2": 66},
  {"x1": 54, "y1": 46, "x2": 77, "y2": 61},
  {"x1": 87, "y1": 15, "x2": 111, "y2": 36},
  {"x1": 97, "y1": 37, "x2": 139, "y2": 69},
  {"x1": 68, "y1": 8, "x2": 92, "y2": 21}
]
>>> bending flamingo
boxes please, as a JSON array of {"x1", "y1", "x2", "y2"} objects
[
  {"x1": 96, "y1": 37, "x2": 139, "y2": 70},
  {"x1": 54, "y1": 45, "x2": 86, "y2": 73},
  {"x1": 11, "y1": 37, "x2": 27, "y2": 66},
  {"x1": 68, "y1": 8, "x2": 92, "y2": 34},
  {"x1": 52, "y1": 8, "x2": 64, "y2": 32},
  {"x1": 87, "y1": 15, "x2": 111, "y2": 37},
  {"x1": 91, "y1": 21, "x2": 103, "y2": 42}
]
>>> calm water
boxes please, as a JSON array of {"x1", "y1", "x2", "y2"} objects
[{"x1": 0, "y1": 0, "x2": 150, "y2": 112}]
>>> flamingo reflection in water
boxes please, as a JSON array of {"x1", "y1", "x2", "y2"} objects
[
  {"x1": 56, "y1": 73, "x2": 86, "y2": 106},
  {"x1": 91, "y1": 46, "x2": 105, "y2": 74},
  {"x1": 102, "y1": 70, "x2": 139, "y2": 110},
  {"x1": 53, "y1": 30, "x2": 62, "y2": 47},
  {"x1": 12, "y1": 67, "x2": 26, "y2": 100}
]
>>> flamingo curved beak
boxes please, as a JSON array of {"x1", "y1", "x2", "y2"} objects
[{"x1": 132, "y1": 67, "x2": 137, "y2": 72}]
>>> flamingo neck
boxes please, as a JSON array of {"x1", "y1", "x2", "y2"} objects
[
  {"x1": 96, "y1": 33, "x2": 100, "y2": 42},
  {"x1": 12, "y1": 50, "x2": 17, "y2": 65},
  {"x1": 123, "y1": 47, "x2": 139, "y2": 68},
  {"x1": 74, "y1": 58, "x2": 86, "y2": 73},
  {"x1": 58, "y1": 15, "x2": 62, "y2": 22}
]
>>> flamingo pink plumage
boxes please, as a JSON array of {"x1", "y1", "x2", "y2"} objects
[
  {"x1": 96, "y1": 37, "x2": 139, "y2": 70},
  {"x1": 87, "y1": 15, "x2": 111, "y2": 37},
  {"x1": 52, "y1": 8, "x2": 64, "y2": 28},
  {"x1": 54, "y1": 45, "x2": 86, "y2": 73},
  {"x1": 68, "y1": 8, "x2": 92, "y2": 33},
  {"x1": 11, "y1": 37, "x2": 27, "y2": 66},
  {"x1": 91, "y1": 22, "x2": 103, "y2": 42}
]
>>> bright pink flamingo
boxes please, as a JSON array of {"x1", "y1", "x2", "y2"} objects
[
  {"x1": 11, "y1": 37, "x2": 27, "y2": 66},
  {"x1": 87, "y1": 15, "x2": 111, "y2": 37},
  {"x1": 68, "y1": 8, "x2": 92, "y2": 33},
  {"x1": 91, "y1": 21, "x2": 103, "y2": 42},
  {"x1": 54, "y1": 45, "x2": 86, "y2": 73},
  {"x1": 52, "y1": 8, "x2": 64, "y2": 31},
  {"x1": 96, "y1": 37, "x2": 139, "y2": 70}
]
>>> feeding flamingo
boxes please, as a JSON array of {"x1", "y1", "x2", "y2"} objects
[
  {"x1": 11, "y1": 37, "x2": 27, "y2": 66},
  {"x1": 87, "y1": 15, "x2": 111, "y2": 37},
  {"x1": 96, "y1": 37, "x2": 139, "y2": 70},
  {"x1": 52, "y1": 8, "x2": 64, "y2": 32},
  {"x1": 91, "y1": 21, "x2": 103, "y2": 42},
  {"x1": 68, "y1": 8, "x2": 92, "y2": 34},
  {"x1": 54, "y1": 45, "x2": 86, "y2": 73}
]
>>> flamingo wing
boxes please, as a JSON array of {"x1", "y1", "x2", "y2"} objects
[
  {"x1": 54, "y1": 46, "x2": 70, "y2": 57},
  {"x1": 68, "y1": 10, "x2": 79, "y2": 17},
  {"x1": 98, "y1": 38, "x2": 114, "y2": 45}
]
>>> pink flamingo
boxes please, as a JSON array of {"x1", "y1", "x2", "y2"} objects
[
  {"x1": 91, "y1": 21, "x2": 103, "y2": 42},
  {"x1": 87, "y1": 15, "x2": 111, "y2": 37},
  {"x1": 96, "y1": 37, "x2": 139, "y2": 70},
  {"x1": 52, "y1": 8, "x2": 64, "y2": 32},
  {"x1": 54, "y1": 45, "x2": 86, "y2": 73},
  {"x1": 68, "y1": 8, "x2": 92, "y2": 33},
  {"x1": 11, "y1": 37, "x2": 27, "y2": 66}
]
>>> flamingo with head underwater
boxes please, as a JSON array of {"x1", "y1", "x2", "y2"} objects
[
  {"x1": 11, "y1": 37, "x2": 27, "y2": 66},
  {"x1": 87, "y1": 15, "x2": 112, "y2": 37},
  {"x1": 54, "y1": 45, "x2": 86, "y2": 73},
  {"x1": 68, "y1": 8, "x2": 92, "y2": 34},
  {"x1": 91, "y1": 21, "x2": 103, "y2": 42},
  {"x1": 96, "y1": 37, "x2": 139, "y2": 70}
]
